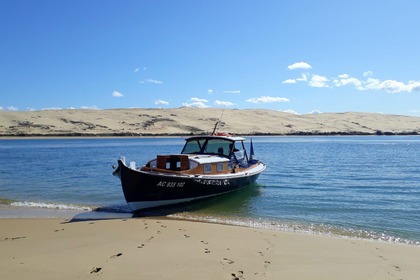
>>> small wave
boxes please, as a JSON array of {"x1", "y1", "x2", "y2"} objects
[
  {"x1": 168, "y1": 213, "x2": 420, "y2": 246},
  {"x1": 0, "y1": 197, "x2": 16, "y2": 205},
  {"x1": 10, "y1": 201, "x2": 93, "y2": 211}
]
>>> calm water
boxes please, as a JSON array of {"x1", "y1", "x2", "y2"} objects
[{"x1": 1, "y1": 136, "x2": 419, "y2": 244}]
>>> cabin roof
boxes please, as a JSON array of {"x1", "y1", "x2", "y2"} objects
[
  {"x1": 185, "y1": 135, "x2": 246, "y2": 142},
  {"x1": 190, "y1": 155, "x2": 230, "y2": 164}
]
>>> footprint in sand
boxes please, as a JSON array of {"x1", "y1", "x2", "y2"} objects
[
  {"x1": 204, "y1": 249, "x2": 210, "y2": 254},
  {"x1": 378, "y1": 255, "x2": 387, "y2": 261},
  {"x1": 110, "y1": 253, "x2": 123, "y2": 259},
  {"x1": 137, "y1": 244, "x2": 145, "y2": 249},
  {"x1": 4, "y1": 236, "x2": 26, "y2": 241},
  {"x1": 90, "y1": 267, "x2": 102, "y2": 274},
  {"x1": 231, "y1": 271, "x2": 244, "y2": 280},
  {"x1": 222, "y1": 258, "x2": 235, "y2": 264}
]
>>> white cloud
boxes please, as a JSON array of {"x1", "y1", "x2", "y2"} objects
[
  {"x1": 287, "y1": 62, "x2": 312, "y2": 70},
  {"x1": 283, "y1": 73, "x2": 308, "y2": 84},
  {"x1": 359, "y1": 78, "x2": 420, "y2": 93},
  {"x1": 223, "y1": 90, "x2": 241, "y2": 94},
  {"x1": 80, "y1": 106, "x2": 100, "y2": 110},
  {"x1": 134, "y1": 68, "x2": 139, "y2": 73},
  {"x1": 246, "y1": 96, "x2": 290, "y2": 104},
  {"x1": 283, "y1": 109, "x2": 300, "y2": 115},
  {"x1": 155, "y1": 99, "x2": 169, "y2": 106},
  {"x1": 214, "y1": 100, "x2": 236, "y2": 107},
  {"x1": 182, "y1": 102, "x2": 209, "y2": 108},
  {"x1": 362, "y1": 78, "x2": 381, "y2": 91},
  {"x1": 308, "y1": 110, "x2": 322, "y2": 114},
  {"x1": 309, "y1": 75, "x2": 329, "y2": 88},
  {"x1": 191, "y1": 97, "x2": 208, "y2": 103},
  {"x1": 283, "y1": 62, "x2": 420, "y2": 94},
  {"x1": 333, "y1": 74, "x2": 362, "y2": 88},
  {"x1": 379, "y1": 79, "x2": 420, "y2": 93},
  {"x1": 412, "y1": 82, "x2": 420, "y2": 92},
  {"x1": 6, "y1": 106, "x2": 18, "y2": 111},
  {"x1": 208, "y1": 89, "x2": 214, "y2": 94},
  {"x1": 363, "y1": 71, "x2": 373, "y2": 77},
  {"x1": 147, "y1": 79, "x2": 162, "y2": 84},
  {"x1": 139, "y1": 78, "x2": 163, "y2": 84},
  {"x1": 297, "y1": 73, "x2": 308, "y2": 82},
  {"x1": 41, "y1": 107, "x2": 63, "y2": 110},
  {"x1": 182, "y1": 97, "x2": 210, "y2": 108},
  {"x1": 112, "y1": 91, "x2": 124, "y2": 97},
  {"x1": 282, "y1": 79, "x2": 297, "y2": 84}
]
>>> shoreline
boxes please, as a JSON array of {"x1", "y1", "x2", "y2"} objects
[
  {"x1": 1, "y1": 132, "x2": 419, "y2": 140},
  {"x1": 1, "y1": 217, "x2": 419, "y2": 280},
  {"x1": 1, "y1": 202, "x2": 419, "y2": 246}
]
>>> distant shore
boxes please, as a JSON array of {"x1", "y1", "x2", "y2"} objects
[{"x1": 1, "y1": 108, "x2": 419, "y2": 137}]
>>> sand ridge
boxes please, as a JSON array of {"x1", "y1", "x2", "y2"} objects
[{"x1": 1, "y1": 108, "x2": 420, "y2": 136}]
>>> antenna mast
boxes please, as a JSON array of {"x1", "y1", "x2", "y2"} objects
[{"x1": 211, "y1": 107, "x2": 226, "y2": 135}]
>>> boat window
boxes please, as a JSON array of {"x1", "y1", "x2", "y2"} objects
[
  {"x1": 203, "y1": 139, "x2": 232, "y2": 157},
  {"x1": 181, "y1": 138, "x2": 234, "y2": 157},
  {"x1": 217, "y1": 163, "x2": 224, "y2": 172},
  {"x1": 181, "y1": 138, "x2": 206, "y2": 154},
  {"x1": 227, "y1": 163, "x2": 233, "y2": 170},
  {"x1": 204, "y1": 164, "x2": 212, "y2": 173},
  {"x1": 233, "y1": 149, "x2": 248, "y2": 167}
]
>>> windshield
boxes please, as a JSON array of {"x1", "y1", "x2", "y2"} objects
[{"x1": 181, "y1": 138, "x2": 235, "y2": 157}]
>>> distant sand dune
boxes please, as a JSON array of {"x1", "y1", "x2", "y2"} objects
[{"x1": 1, "y1": 108, "x2": 419, "y2": 136}]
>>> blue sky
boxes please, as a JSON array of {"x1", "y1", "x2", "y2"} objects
[{"x1": 1, "y1": 0, "x2": 420, "y2": 116}]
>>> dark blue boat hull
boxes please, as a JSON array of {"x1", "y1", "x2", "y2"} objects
[{"x1": 114, "y1": 160, "x2": 264, "y2": 211}]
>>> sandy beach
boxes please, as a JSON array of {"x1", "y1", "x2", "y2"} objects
[
  {"x1": 1, "y1": 217, "x2": 419, "y2": 280},
  {"x1": 1, "y1": 108, "x2": 420, "y2": 136}
]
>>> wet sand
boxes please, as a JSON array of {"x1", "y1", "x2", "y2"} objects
[{"x1": 1, "y1": 217, "x2": 419, "y2": 280}]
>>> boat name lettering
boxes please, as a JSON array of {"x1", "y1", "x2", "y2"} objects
[
  {"x1": 194, "y1": 179, "x2": 230, "y2": 186},
  {"x1": 157, "y1": 181, "x2": 185, "y2": 188}
]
